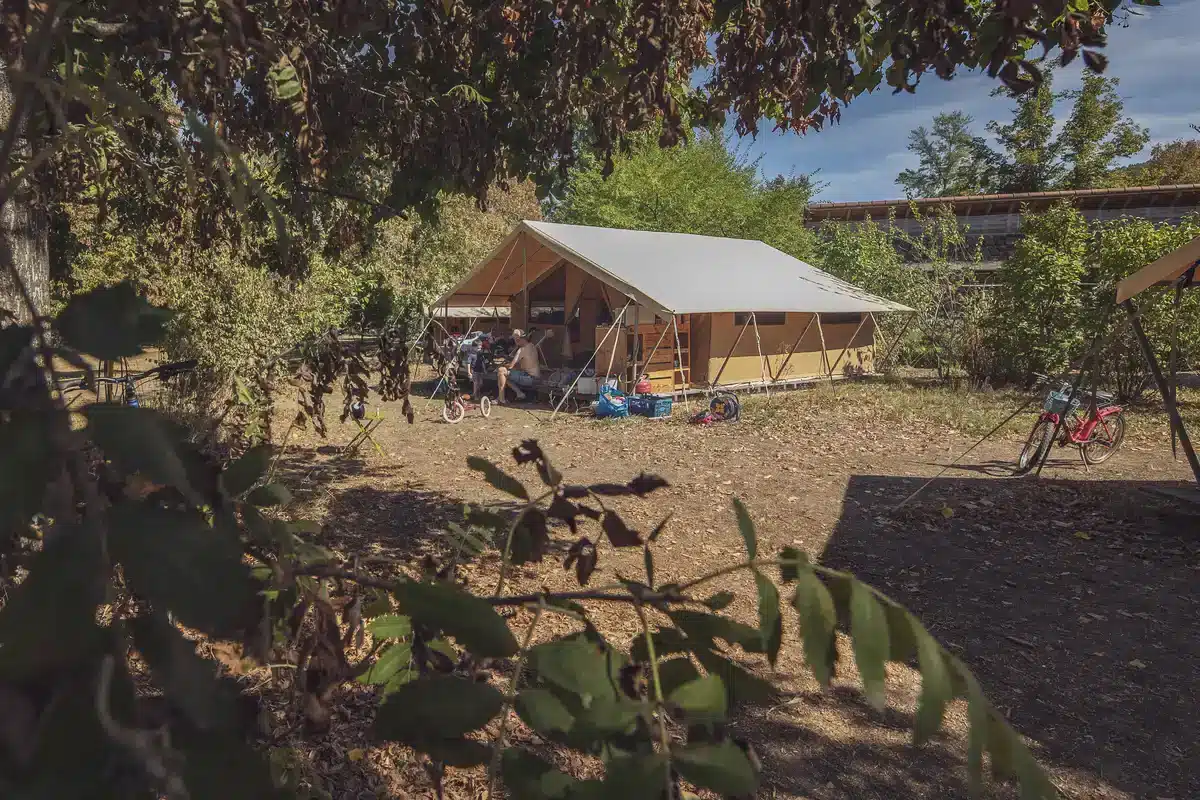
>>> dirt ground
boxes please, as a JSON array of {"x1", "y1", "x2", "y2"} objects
[{"x1": 269, "y1": 375, "x2": 1199, "y2": 800}]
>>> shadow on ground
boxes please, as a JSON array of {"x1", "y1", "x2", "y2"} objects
[{"x1": 784, "y1": 474, "x2": 1200, "y2": 799}]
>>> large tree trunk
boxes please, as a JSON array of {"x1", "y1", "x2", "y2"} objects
[{"x1": 0, "y1": 62, "x2": 50, "y2": 323}]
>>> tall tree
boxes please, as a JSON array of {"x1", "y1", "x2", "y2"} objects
[
  {"x1": 554, "y1": 131, "x2": 817, "y2": 261},
  {"x1": 1057, "y1": 73, "x2": 1149, "y2": 189},
  {"x1": 986, "y1": 73, "x2": 1064, "y2": 192},
  {"x1": 896, "y1": 112, "x2": 992, "y2": 198},
  {"x1": 1113, "y1": 139, "x2": 1200, "y2": 186}
]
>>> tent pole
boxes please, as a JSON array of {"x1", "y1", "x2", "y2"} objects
[
  {"x1": 815, "y1": 314, "x2": 831, "y2": 382},
  {"x1": 827, "y1": 314, "x2": 870, "y2": 378},
  {"x1": 672, "y1": 315, "x2": 692, "y2": 412},
  {"x1": 1124, "y1": 299, "x2": 1200, "y2": 484},
  {"x1": 1170, "y1": 286, "x2": 1181, "y2": 459},
  {"x1": 771, "y1": 314, "x2": 815, "y2": 382},
  {"x1": 868, "y1": 312, "x2": 884, "y2": 357},
  {"x1": 552, "y1": 300, "x2": 632, "y2": 421},
  {"x1": 877, "y1": 312, "x2": 914, "y2": 373},
  {"x1": 521, "y1": 234, "x2": 528, "y2": 330},
  {"x1": 711, "y1": 315, "x2": 752, "y2": 389},
  {"x1": 629, "y1": 304, "x2": 640, "y2": 392},
  {"x1": 750, "y1": 312, "x2": 769, "y2": 399}
]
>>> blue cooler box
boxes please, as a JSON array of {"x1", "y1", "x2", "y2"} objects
[{"x1": 631, "y1": 394, "x2": 673, "y2": 418}]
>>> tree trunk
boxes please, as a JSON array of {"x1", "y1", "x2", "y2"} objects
[{"x1": 0, "y1": 62, "x2": 50, "y2": 323}]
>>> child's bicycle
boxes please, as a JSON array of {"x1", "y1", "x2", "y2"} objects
[
  {"x1": 1016, "y1": 373, "x2": 1126, "y2": 473},
  {"x1": 439, "y1": 362, "x2": 491, "y2": 423}
]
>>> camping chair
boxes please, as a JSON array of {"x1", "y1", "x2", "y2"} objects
[{"x1": 342, "y1": 399, "x2": 385, "y2": 458}]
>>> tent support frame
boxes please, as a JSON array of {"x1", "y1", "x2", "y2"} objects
[
  {"x1": 711, "y1": 315, "x2": 753, "y2": 389},
  {"x1": 827, "y1": 314, "x2": 870, "y2": 379},
  {"x1": 815, "y1": 314, "x2": 831, "y2": 381},
  {"x1": 750, "y1": 312, "x2": 770, "y2": 400},
  {"x1": 771, "y1": 314, "x2": 816, "y2": 382},
  {"x1": 1123, "y1": 298, "x2": 1200, "y2": 484},
  {"x1": 877, "y1": 312, "x2": 914, "y2": 372},
  {"x1": 551, "y1": 300, "x2": 633, "y2": 421},
  {"x1": 672, "y1": 315, "x2": 692, "y2": 411}
]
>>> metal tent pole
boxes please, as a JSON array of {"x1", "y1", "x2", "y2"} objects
[
  {"x1": 877, "y1": 312, "x2": 915, "y2": 373},
  {"x1": 1124, "y1": 299, "x2": 1200, "y2": 484}
]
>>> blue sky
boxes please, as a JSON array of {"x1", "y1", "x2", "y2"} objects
[{"x1": 738, "y1": 0, "x2": 1200, "y2": 202}]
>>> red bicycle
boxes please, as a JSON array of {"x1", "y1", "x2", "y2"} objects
[{"x1": 1016, "y1": 374, "x2": 1127, "y2": 473}]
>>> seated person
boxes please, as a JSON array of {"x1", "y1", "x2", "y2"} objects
[{"x1": 497, "y1": 329, "x2": 540, "y2": 403}]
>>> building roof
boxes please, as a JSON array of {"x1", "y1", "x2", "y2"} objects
[
  {"x1": 438, "y1": 221, "x2": 911, "y2": 315},
  {"x1": 807, "y1": 183, "x2": 1200, "y2": 222}
]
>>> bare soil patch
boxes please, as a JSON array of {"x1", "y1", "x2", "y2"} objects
[{"x1": 265, "y1": 376, "x2": 1198, "y2": 799}]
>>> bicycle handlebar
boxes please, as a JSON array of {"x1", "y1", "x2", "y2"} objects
[{"x1": 58, "y1": 360, "x2": 198, "y2": 394}]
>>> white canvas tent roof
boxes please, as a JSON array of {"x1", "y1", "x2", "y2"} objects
[
  {"x1": 436, "y1": 221, "x2": 912, "y2": 315},
  {"x1": 1116, "y1": 234, "x2": 1200, "y2": 303},
  {"x1": 430, "y1": 305, "x2": 510, "y2": 318}
]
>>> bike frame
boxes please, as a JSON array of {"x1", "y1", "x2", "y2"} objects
[{"x1": 1038, "y1": 402, "x2": 1123, "y2": 445}]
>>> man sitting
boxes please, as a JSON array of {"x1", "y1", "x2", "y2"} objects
[{"x1": 497, "y1": 329, "x2": 540, "y2": 403}]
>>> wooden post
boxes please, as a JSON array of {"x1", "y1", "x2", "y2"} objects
[
  {"x1": 1124, "y1": 299, "x2": 1200, "y2": 484},
  {"x1": 771, "y1": 314, "x2": 815, "y2": 382},
  {"x1": 750, "y1": 312, "x2": 770, "y2": 398},
  {"x1": 629, "y1": 304, "x2": 640, "y2": 392},
  {"x1": 827, "y1": 314, "x2": 870, "y2": 378},
  {"x1": 521, "y1": 234, "x2": 528, "y2": 330},
  {"x1": 711, "y1": 314, "x2": 752, "y2": 389},
  {"x1": 815, "y1": 314, "x2": 831, "y2": 382},
  {"x1": 672, "y1": 315, "x2": 692, "y2": 412}
]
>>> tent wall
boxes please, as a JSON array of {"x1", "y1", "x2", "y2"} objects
[{"x1": 704, "y1": 312, "x2": 875, "y2": 384}]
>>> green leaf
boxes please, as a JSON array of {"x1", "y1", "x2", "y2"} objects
[
  {"x1": 656, "y1": 657, "x2": 700, "y2": 696},
  {"x1": 368, "y1": 614, "x2": 412, "y2": 640},
  {"x1": 674, "y1": 741, "x2": 759, "y2": 797},
  {"x1": 515, "y1": 688, "x2": 575, "y2": 734},
  {"x1": 526, "y1": 636, "x2": 623, "y2": 705},
  {"x1": 643, "y1": 545, "x2": 655, "y2": 589},
  {"x1": 964, "y1": 671, "x2": 989, "y2": 794},
  {"x1": 501, "y1": 749, "x2": 577, "y2": 800},
  {"x1": 850, "y1": 580, "x2": 890, "y2": 711},
  {"x1": 220, "y1": 444, "x2": 272, "y2": 497},
  {"x1": 913, "y1": 623, "x2": 953, "y2": 745},
  {"x1": 884, "y1": 601, "x2": 918, "y2": 663},
  {"x1": 84, "y1": 405, "x2": 199, "y2": 503},
  {"x1": 754, "y1": 572, "x2": 783, "y2": 667},
  {"x1": 792, "y1": 568, "x2": 837, "y2": 686},
  {"x1": 701, "y1": 591, "x2": 735, "y2": 611},
  {"x1": 373, "y1": 675, "x2": 504, "y2": 742},
  {"x1": 668, "y1": 674, "x2": 727, "y2": 722},
  {"x1": 669, "y1": 610, "x2": 763, "y2": 652},
  {"x1": 392, "y1": 580, "x2": 518, "y2": 658},
  {"x1": 732, "y1": 498, "x2": 756, "y2": 559},
  {"x1": 602, "y1": 753, "x2": 669, "y2": 800},
  {"x1": 129, "y1": 614, "x2": 242, "y2": 731},
  {"x1": 0, "y1": 526, "x2": 104, "y2": 678},
  {"x1": 246, "y1": 483, "x2": 292, "y2": 507},
  {"x1": 779, "y1": 545, "x2": 806, "y2": 583},
  {"x1": 422, "y1": 737, "x2": 492, "y2": 767},
  {"x1": 357, "y1": 643, "x2": 412, "y2": 686},
  {"x1": 109, "y1": 501, "x2": 257, "y2": 637},
  {"x1": 693, "y1": 649, "x2": 776, "y2": 705},
  {"x1": 466, "y1": 456, "x2": 529, "y2": 500},
  {"x1": 55, "y1": 282, "x2": 171, "y2": 359}
]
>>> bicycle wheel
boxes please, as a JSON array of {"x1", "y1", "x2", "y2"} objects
[
  {"x1": 480, "y1": 396, "x2": 492, "y2": 418},
  {"x1": 1083, "y1": 412, "x2": 1126, "y2": 465},
  {"x1": 1016, "y1": 419, "x2": 1054, "y2": 474},
  {"x1": 442, "y1": 398, "x2": 466, "y2": 424}
]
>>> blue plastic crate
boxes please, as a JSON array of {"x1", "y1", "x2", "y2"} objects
[{"x1": 647, "y1": 395, "x2": 673, "y2": 418}]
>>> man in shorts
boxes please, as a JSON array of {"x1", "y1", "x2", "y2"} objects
[{"x1": 497, "y1": 329, "x2": 540, "y2": 403}]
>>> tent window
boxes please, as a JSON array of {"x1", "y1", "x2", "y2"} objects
[
  {"x1": 820, "y1": 313, "x2": 863, "y2": 325},
  {"x1": 734, "y1": 312, "x2": 786, "y2": 326}
]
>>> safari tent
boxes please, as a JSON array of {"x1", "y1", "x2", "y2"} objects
[{"x1": 433, "y1": 221, "x2": 911, "y2": 395}]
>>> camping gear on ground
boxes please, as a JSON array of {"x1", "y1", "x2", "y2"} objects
[
  {"x1": 629, "y1": 394, "x2": 673, "y2": 418},
  {"x1": 690, "y1": 391, "x2": 740, "y2": 425},
  {"x1": 595, "y1": 384, "x2": 630, "y2": 418}
]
